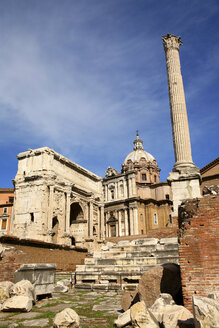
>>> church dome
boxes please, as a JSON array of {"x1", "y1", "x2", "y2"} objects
[{"x1": 123, "y1": 132, "x2": 155, "y2": 165}]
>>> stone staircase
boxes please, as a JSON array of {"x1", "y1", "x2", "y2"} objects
[{"x1": 75, "y1": 237, "x2": 179, "y2": 290}]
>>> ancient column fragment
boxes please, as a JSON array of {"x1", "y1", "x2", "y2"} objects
[{"x1": 162, "y1": 34, "x2": 201, "y2": 215}]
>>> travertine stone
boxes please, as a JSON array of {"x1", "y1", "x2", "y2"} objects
[
  {"x1": 130, "y1": 301, "x2": 159, "y2": 328},
  {"x1": 10, "y1": 280, "x2": 35, "y2": 302},
  {"x1": 14, "y1": 263, "x2": 55, "y2": 296},
  {"x1": 12, "y1": 147, "x2": 104, "y2": 247},
  {"x1": 53, "y1": 307, "x2": 80, "y2": 328},
  {"x1": 193, "y1": 295, "x2": 219, "y2": 328},
  {"x1": 2, "y1": 295, "x2": 32, "y2": 312},
  {"x1": 114, "y1": 309, "x2": 131, "y2": 327},
  {"x1": 0, "y1": 281, "x2": 14, "y2": 305}
]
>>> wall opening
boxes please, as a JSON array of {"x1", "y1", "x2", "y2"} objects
[
  {"x1": 52, "y1": 216, "x2": 59, "y2": 243},
  {"x1": 30, "y1": 213, "x2": 34, "y2": 222},
  {"x1": 70, "y1": 203, "x2": 84, "y2": 224}
]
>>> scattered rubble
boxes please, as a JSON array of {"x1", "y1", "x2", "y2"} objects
[
  {"x1": 193, "y1": 294, "x2": 219, "y2": 328},
  {"x1": 2, "y1": 295, "x2": 32, "y2": 312},
  {"x1": 53, "y1": 307, "x2": 80, "y2": 328},
  {"x1": 114, "y1": 309, "x2": 131, "y2": 327},
  {"x1": 130, "y1": 301, "x2": 159, "y2": 328},
  {"x1": 0, "y1": 281, "x2": 14, "y2": 308},
  {"x1": 54, "y1": 280, "x2": 69, "y2": 293},
  {"x1": 10, "y1": 279, "x2": 36, "y2": 303}
]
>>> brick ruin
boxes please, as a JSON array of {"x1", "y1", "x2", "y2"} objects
[
  {"x1": 178, "y1": 194, "x2": 219, "y2": 311},
  {"x1": 0, "y1": 236, "x2": 88, "y2": 283}
]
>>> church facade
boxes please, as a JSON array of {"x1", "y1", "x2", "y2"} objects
[
  {"x1": 11, "y1": 133, "x2": 173, "y2": 247},
  {"x1": 103, "y1": 133, "x2": 173, "y2": 238}
]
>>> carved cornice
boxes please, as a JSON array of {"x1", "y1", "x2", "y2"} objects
[{"x1": 162, "y1": 33, "x2": 182, "y2": 51}]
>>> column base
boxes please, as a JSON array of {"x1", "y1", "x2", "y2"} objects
[
  {"x1": 168, "y1": 164, "x2": 201, "y2": 217},
  {"x1": 171, "y1": 161, "x2": 201, "y2": 180}
]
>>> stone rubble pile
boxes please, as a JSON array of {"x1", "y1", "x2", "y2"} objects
[
  {"x1": 114, "y1": 267, "x2": 219, "y2": 328},
  {"x1": 0, "y1": 278, "x2": 71, "y2": 314},
  {"x1": 0, "y1": 280, "x2": 35, "y2": 312}
]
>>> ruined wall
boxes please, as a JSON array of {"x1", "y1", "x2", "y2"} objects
[
  {"x1": 0, "y1": 237, "x2": 88, "y2": 282},
  {"x1": 178, "y1": 195, "x2": 219, "y2": 311}
]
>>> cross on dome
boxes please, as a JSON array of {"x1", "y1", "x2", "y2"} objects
[{"x1": 133, "y1": 131, "x2": 144, "y2": 150}]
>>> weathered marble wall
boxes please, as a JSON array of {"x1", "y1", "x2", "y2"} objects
[{"x1": 12, "y1": 147, "x2": 104, "y2": 247}]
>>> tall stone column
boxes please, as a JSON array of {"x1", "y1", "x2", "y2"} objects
[{"x1": 162, "y1": 34, "x2": 201, "y2": 215}]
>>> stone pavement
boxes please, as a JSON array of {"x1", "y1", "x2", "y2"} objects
[{"x1": 0, "y1": 289, "x2": 124, "y2": 328}]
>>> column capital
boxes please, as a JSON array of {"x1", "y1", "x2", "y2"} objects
[{"x1": 162, "y1": 33, "x2": 182, "y2": 51}]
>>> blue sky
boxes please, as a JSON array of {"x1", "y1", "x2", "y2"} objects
[{"x1": 0, "y1": 0, "x2": 218, "y2": 187}]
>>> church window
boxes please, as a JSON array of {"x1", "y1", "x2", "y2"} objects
[
  {"x1": 142, "y1": 174, "x2": 146, "y2": 181},
  {"x1": 140, "y1": 214, "x2": 143, "y2": 222},
  {"x1": 141, "y1": 229, "x2": 144, "y2": 234},
  {"x1": 166, "y1": 194, "x2": 170, "y2": 200},
  {"x1": 111, "y1": 190, "x2": 115, "y2": 200},
  {"x1": 1, "y1": 219, "x2": 7, "y2": 230},
  {"x1": 154, "y1": 175, "x2": 157, "y2": 182},
  {"x1": 154, "y1": 213, "x2": 158, "y2": 225},
  {"x1": 120, "y1": 184, "x2": 124, "y2": 196},
  {"x1": 3, "y1": 207, "x2": 7, "y2": 214}
]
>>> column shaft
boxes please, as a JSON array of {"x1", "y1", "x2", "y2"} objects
[{"x1": 162, "y1": 34, "x2": 193, "y2": 167}]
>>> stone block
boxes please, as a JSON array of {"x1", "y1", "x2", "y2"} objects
[
  {"x1": 193, "y1": 295, "x2": 219, "y2": 328},
  {"x1": 14, "y1": 263, "x2": 56, "y2": 296},
  {"x1": 160, "y1": 237, "x2": 178, "y2": 245},
  {"x1": 2, "y1": 295, "x2": 32, "y2": 312},
  {"x1": 53, "y1": 307, "x2": 79, "y2": 328},
  {"x1": 10, "y1": 280, "x2": 36, "y2": 302},
  {"x1": 114, "y1": 309, "x2": 131, "y2": 327},
  {"x1": 0, "y1": 281, "x2": 14, "y2": 305},
  {"x1": 130, "y1": 301, "x2": 159, "y2": 327}
]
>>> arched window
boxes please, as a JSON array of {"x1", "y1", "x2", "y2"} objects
[
  {"x1": 142, "y1": 173, "x2": 147, "y2": 181},
  {"x1": 120, "y1": 184, "x2": 124, "y2": 196}
]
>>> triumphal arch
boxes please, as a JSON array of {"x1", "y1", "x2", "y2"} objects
[{"x1": 12, "y1": 147, "x2": 104, "y2": 247}]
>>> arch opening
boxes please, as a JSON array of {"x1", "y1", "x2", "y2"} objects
[
  {"x1": 70, "y1": 203, "x2": 84, "y2": 225},
  {"x1": 52, "y1": 216, "x2": 59, "y2": 243}
]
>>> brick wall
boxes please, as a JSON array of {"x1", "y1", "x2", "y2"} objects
[
  {"x1": 0, "y1": 237, "x2": 88, "y2": 282},
  {"x1": 178, "y1": 195, "x2": 219, "y2": 311}
]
